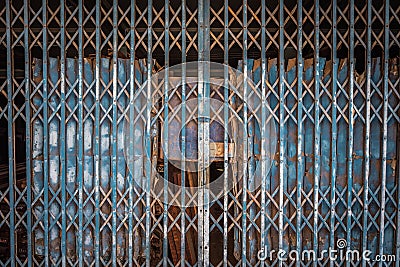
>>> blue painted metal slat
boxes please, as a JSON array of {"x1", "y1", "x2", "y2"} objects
[
  {"x1": 260, "y1": 1, "x2": 267, "y2": 266},
  {"x1": 48, "y1": 57, "x2": 61, "y2": 263},
  {"x1": 41, "y1": 1, "x2": 50, "y2": 265},
  {"x1": 278, "y1": 1, "x2": 285, "y2": 266},
  {"x1": 100, "y1": 57, "x2": 112, "y2": 262},
  {"x1": 145, "y1": 1, "x2": 153, "y2": 266},
  {"x1": 180, "y1": 1, "x2": 187, "y2": 266},
  {"x1": 111, "y1": 1, "x2": 119, "y2": 265},
  {"x1": 346, "y1": 2, "x2": 355, "y2": 265},
  {"x1": 5, "y1": 1, "x2": 15, "y2": 265},
  {"x1": 94, "y1": 1, "x2": 101, "y2": 265},
  {"x1": 313, "y1": 3, "x2": 321, "y2": 266},
  {"x1": 77, "y1": 1, "x2": 84, "y2": 265},
  {"x1": 66, "y1": 58, "x2": 78, "y2": 262},
  {"x1": 163, "y1": 3, "x2": 170, "y2": 266},
  {"x1": 83, "y1": 58, "x2": 94, "y2": 264},
  {"x1": 128, "y1": 2, "x2": 136, "y2": 265},
  {"x1": 59, "y1": 2, "x2": 67, "y2": 265},
  {"x1": 296, "y1": 2, "x2": 304, "y2": 267},
  {"x1": 362, "y1": 2, "x2": 372, "y2": 267},
  {"x1": 241, "y1": 1, "x2": 249, "y2": 265},
  {"x1": 330, "y1": 2, "x2": 338, "y2": 266},
  {"x1": 23, "y1": 0, "x2": 33, "y2": 264},
  {"x1": 379, "y1": 2, "x2": 390, "y2": 266},
  {"x1": 223, "y1": 1, "x2": 229, "y2": 265}
]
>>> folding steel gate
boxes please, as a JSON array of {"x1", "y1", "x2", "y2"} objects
[{"x1": 0, "y1": 0, "x2": 400, "y2": 266}]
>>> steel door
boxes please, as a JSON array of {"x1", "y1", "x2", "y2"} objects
[{"x1": 0, "y1": 0, "x2": 400, "y2": 266}]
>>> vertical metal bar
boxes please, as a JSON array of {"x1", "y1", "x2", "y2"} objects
[
  {"x1": 77, "y1": 0, "x2": 84, "y2": 265},
  {"x1": 296, "y1": 1, "x2": 303, "y2": 266},
  {"x1": 203, "y1": 1, "x2": 210, "y2": 265},
  {"x1": 285, "y1": 57, "x2": 296, "y2": 260},
  {"x1": 60, "y1": 0, "x2": 67, "y2": 265},
  {"x1": 395, "y1": 46, "x2": 400, "y2": 262},
  {"x1": 241, "y1": 0, "x2": 249, "y2": 265},
  {"x1": 396, "y1": 119, "x2": 400, "y2": 267},
  {"x1": 138, "y1": 58, "x2": 146, "y2": 260},
  {"x1": 346, "y1": 0, "x2": 355, "y2": 263},
  {"x1": 370, "y1": 57, "x2": 381, "y2": 259},
  {"x1": 278, "y1": 0, "x2": 285, "y2": 266},
  {"x1": 42, "y1": 0, "x2": 50, "y2": 265},
  {"x1": 266, "y1": 58, "x2": 278, "y2": 263},
  {"x1": 223, "y1": 0, "x2": 229, "y2": 265},
  {"x1": 197, "y1": 0, "x2": 204, "y2": 263},
  {"x1": 329, "y1": 1, "x2": 338, "y2": 267},
  {"x1": 201, "y1": 0, "x2": 211, "y2": 262},
  {"x1": 94, "y1": 0, "x2": 101, "y2": 265},
  {"x1": 180, "y1": 1, "x2": 187, "y2": 266},
  {"x1": 396, "y1": 123, "x2": 400, "y2": 267},
  {"x1": 313, "y1": 1, "x2": 320, "y2": 266},
  {"x1": 128, "y1": 0, "x2": 136, "y2": 266},
  {"x1": 396, "y1": 125, "x2": 400, "y2": 267},
  {"x1": 378, "y1": 0, "x2": 390, "y2": 264},
  {"x1": 197, "y1": 0, "x2": 206, "y2": 265},
  {"x1": 111, "y1": 0, "x2": 118, "y2": 265},
  {"x1": 163, "y1": 2, "x2": 170, "y2": 266},
  {"x1": 5, "y1": 0, "x2": 15, "y2": 265},
  {"x1": 145, "y1": 1, "x2": 153, "y2": 266},
  {"x1": 247, "y1": 105, "x2": 256, "y2": 264},
  {"x1": 260, "y1": 0, "x2": 268, "y2": 265},
  {"x1": 24, "y1": 0, "x2": 32, "y2": 265},
  {"x1": 362, "y1": 1, "x2": 372, "y2": 267}
]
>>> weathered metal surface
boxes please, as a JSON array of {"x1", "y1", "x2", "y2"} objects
[{"x1": 0, "y1": 0, "x2": 400, "y2": 266}]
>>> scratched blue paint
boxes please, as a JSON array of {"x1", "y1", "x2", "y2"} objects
[
  {"x1": 48, "y1": 57, "x2": 61, "y2": 262},
  {"x1": 266, "y1": 57, "x2": 280, "y2": 256},
  {"x1": 116, "y1": 58, "x2": 127, "y2": 260},
  {"x1": 22, "y1": 52, "x2": 400, "y2": 265},
  {"x1": 302, "y1": 58, "x2": 314, "y2": 251},
  {"x1": 32, "y1": 58, "x2": 45, "y2": 257},
  {"x1": 100, "y1": 57, "x2": 112, "y2": 260},
  {"x1": 285, "y1": 59, "x2": 297, "y2": 253},
  {"x1": 83, "y1": 58, "x2": 94, "y2": 263},
  {"x1": 66, "y1": 58, "x2": 78, "y2": 260},
  {"x1": 320, "y1": 59, "x2": 333, "y2": 254}
]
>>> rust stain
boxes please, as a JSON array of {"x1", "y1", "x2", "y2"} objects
[
  {"x1": 253, "y1": 58, "x2": 261, "y2": 72},
  {"x1": 304, "y1": 58, "x2": 314, "y2": 70},
  {"x1": 287, "y1": 58, "x2": 296, "y2": 72},
  {"x1": 324, "y1": 59, "x2": 332, "y2": 79}
]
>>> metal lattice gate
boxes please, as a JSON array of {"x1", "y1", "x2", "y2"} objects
[{"x1": 0, "y1": 0, "x2": 400, "y2": 266}]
